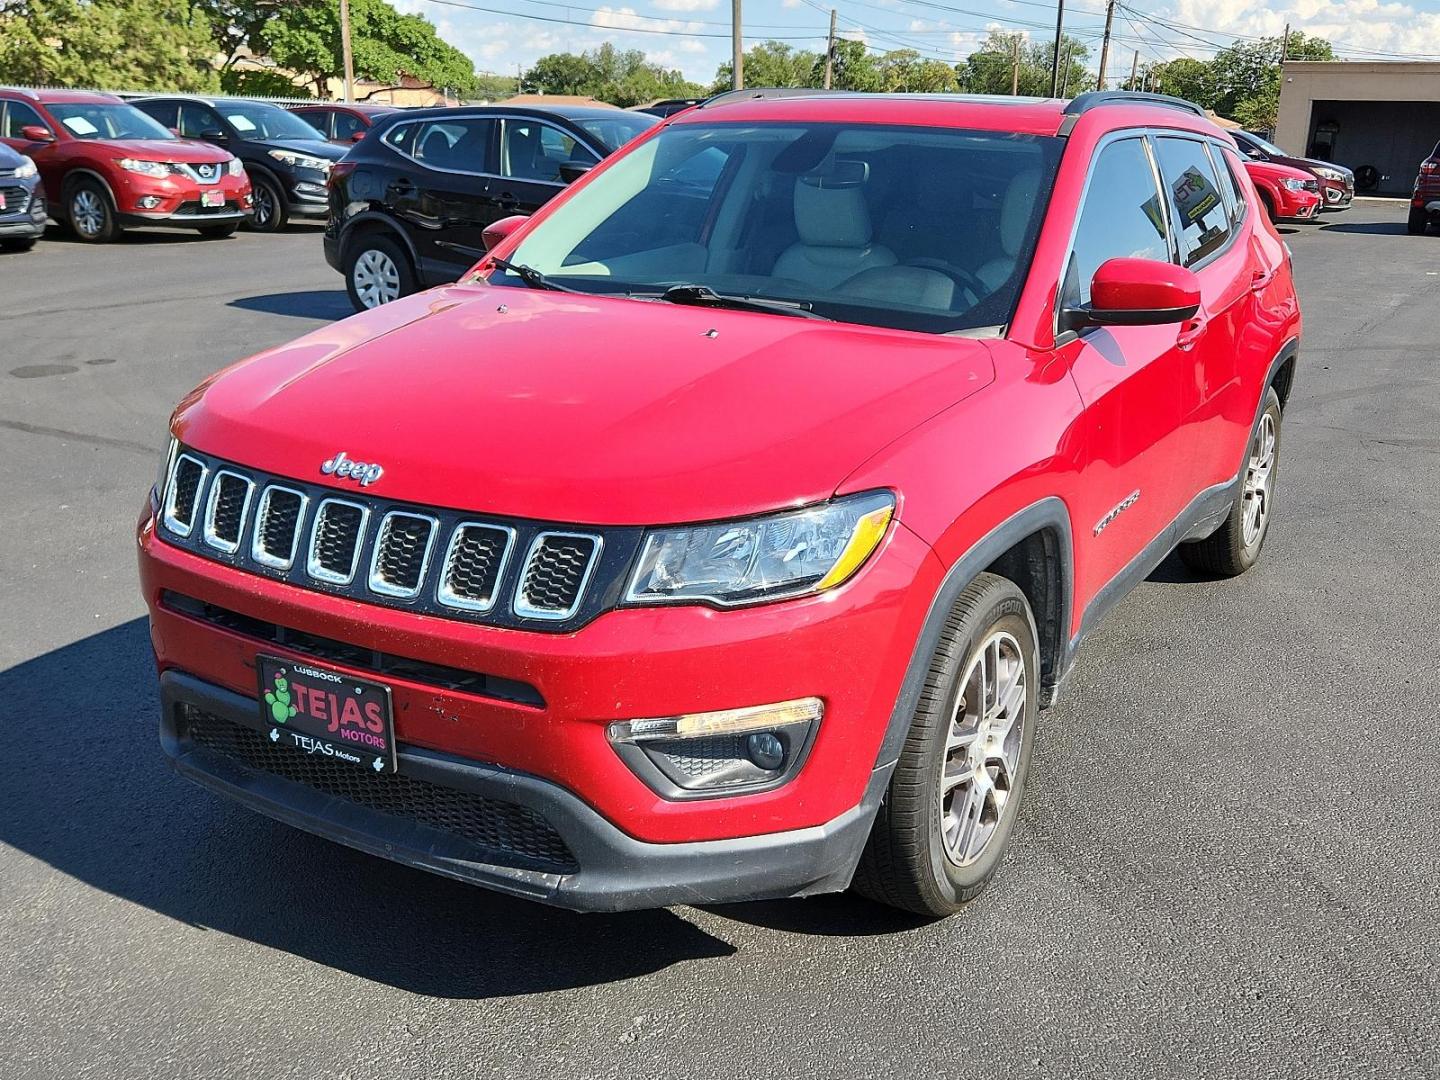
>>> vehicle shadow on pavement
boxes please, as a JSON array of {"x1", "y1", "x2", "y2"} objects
[
  {"x1": 0, "y1": 619, "x2": 736, "y2": 998},
  {"x1": 230, "y1": 290, "x2": 353, "y2": 321},
  {"x1": 1318, "y1": 220, "x2": 1411, "y2": 235}
]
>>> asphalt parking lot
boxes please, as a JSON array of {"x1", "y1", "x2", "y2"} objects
[{"x1": 2, "y1": 204, "x2": 1438, "y2": 1080}]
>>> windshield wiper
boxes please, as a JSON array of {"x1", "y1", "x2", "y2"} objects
[
  {"x1": 488, "y1": 256, "x2": 583, "y2": 294},
  {"x1": 649, "y1": 283, "x2": 833, "y2": 321}
]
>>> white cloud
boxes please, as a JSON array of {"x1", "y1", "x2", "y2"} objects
[
  {"x1": 589, "y1": 6, "x2": 704, "y2": 34},
  {"x1": 653, "y1": 0, "x2": 721, "y2": 10}
]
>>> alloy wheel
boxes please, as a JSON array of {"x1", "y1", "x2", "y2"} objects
[
  {"x1": 253, "y1": 186, "x2": 275, "y2": 228},
  {"x1": 939, "y1": 630, "x2": 1026, "y2": 867},
  {"x1": 72, "y1": 190, "x2": 104, "y2": 237},
  {"x1": 352, "y1": 248, "x2": 401, "y2": 308},
  {"x1": 1242, "y1": 412, "x2": 1277, "y2": 547}
]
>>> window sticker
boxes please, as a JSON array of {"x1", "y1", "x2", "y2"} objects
[
  {"x1": 226, "y1": 114, "x2": 257, "y2": 132},
  {"x1": 62, "y1": 116, "x2": 99, "y2": 135},
  {"x1": 1172, "y1": 166, "x2": 1221, "y2": 225}
]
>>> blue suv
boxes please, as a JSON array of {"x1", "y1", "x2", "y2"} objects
[{"x1": 0, "y1": 141, "x2": 46, "y2": 251}]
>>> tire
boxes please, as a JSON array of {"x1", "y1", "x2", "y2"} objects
[
  {"x1": 1180, "y1": 386, "x2": 1283, "y2": 577},
  {"x1": 344, "y1": 233, "x2": 416, "y2": 311},
  {"x1": 1259, "y1": 191, "x2": 1278, "y2": 223},
  {"x1": 852, "y1": 573, "x2": 1039, "y2": 918},
  {"x1": 1408, "y1": 207, "x2": 1429, "y2": 235},
  {"x1": 198, "y1": 223, "x2": 239, "y2": 240},
  {"x1": 0, "y1": 238, "x2": 37, "y2": 253},
  {"x1": 246, "y1": 174, "x2": 288, "y2": 232},
  {"x1": 65, "y1": 178, "x2": 119, "y2": 243}
]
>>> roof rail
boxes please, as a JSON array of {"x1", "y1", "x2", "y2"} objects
[
  {"x1": 700, "y1": 87, "x2": 845, "y2": 110},
  {"x1": 0, "y1": 86, "x2": 42, "y2": 100},
  {"x1": 1064, "y1": 91, "x2": 1205, "y2": 118}
]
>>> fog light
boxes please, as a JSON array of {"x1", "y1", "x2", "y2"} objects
[
  {"x1": 607, "y1": 698, "x2": 823, "y2": 797},
  {"x1": 137, "y1": 196, "x2": 162, "y2": 209},
  {"x1": 746, "y1": 732, "x2": 785, "y2": 770}
]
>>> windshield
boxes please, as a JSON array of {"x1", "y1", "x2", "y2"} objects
[
  {"x1": 576, "y1": 112, "x2": 659, "y2": 152},
  {"x1": 1244, "y1": 132, "x2": 1288, "y2": 157},
  {"x1": 499, "y1": 122, "x2": 1061, "y2": 334},
  {"x1": 48, "y1": 103, "x2": 175, "y2": 141},
  {"x1": 217, "y1": 102, "x2": 325, "y2": 141}
]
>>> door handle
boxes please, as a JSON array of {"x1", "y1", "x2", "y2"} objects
[
  {"x1": 1250, "y1": 268, "x2": 1274, "y2": 293},
  {"x1": 387, "y1": 178, "x2": 415, "y2": 195},
  {"x1": 1176, "y1": 318, "x2": 1207, "y2": 352}
]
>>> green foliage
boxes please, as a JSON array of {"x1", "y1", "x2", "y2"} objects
[
  {"x1": 0, "y1": 0, "x2": 219, "y2": 91},
  {"x1": 711, "y1": 40, "x2": 819, "y2": 93},
  {"x1": 219, "y1": 67, "x2": 308, "y2": 97},
  {"x1": 522, "y1": 43, "x2": 705, "y2": 108},
  {"x1": 955, "y1": 31, "x2": 1089, "y2": 97},
  {"x1": 1140, "y1": 33, "x2": 1334, "y2": 128},
  {"x1": 877, "y1": 50, "x2": 959, "y2": 93},
  {"x1": 814, "y1": 38, "x2": 882, "y2": 92}
]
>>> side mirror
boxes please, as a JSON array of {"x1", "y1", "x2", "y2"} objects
[
  {"x1": 20, "y1": 125, "x2": 54, "y2": 143},
  {"x1": 350, "y1": 130, "x2": 366, "y2": 143},
  {"x1": 200, "y1": 128, "x2": 227, "y2": 142},
  {"x1": 1063, "y1": 258, "x2": 1201, "y2": 330},
  {"x1": 482, "y1": 214, "x2": 529, "y2": 252},
  {"x1": 558, "y1": 159, "x2": 595, "y2": 185}
]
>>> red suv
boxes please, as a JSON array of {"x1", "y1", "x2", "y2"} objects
[
  {"x1": 288, "y1": 103, "x2": 399, "y2": 145},
  {"x1": 0, "y1": 88, "x2": 252, "y2": 241},
  {"x1": 1408, "y1": 141, "x2": 1440, "y2": 234},
  {"x1": 139, "y1": 91, "x2": 1300, "y2": 917}
]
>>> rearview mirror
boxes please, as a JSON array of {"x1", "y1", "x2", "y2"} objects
[
  {"x1": 20, "y1": 125, "x2": 54, "y2": 143},
  {"x1": 558, "y1": 159, "x2": 594, "y2": 185},
  {"x1": 1063, "y1": 258, "x2": 1201, "y2": 330},
  {"x1": 482, "y1": 213, "x2": 529, "y2": 251}
]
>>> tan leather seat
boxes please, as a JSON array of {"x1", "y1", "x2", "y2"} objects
[
  {"x1": 976, "y1": 169, "x2": 1042, "y2": 293},
  {"x1": 773, "y1": 174, "x2": 896, "y2": 289}
]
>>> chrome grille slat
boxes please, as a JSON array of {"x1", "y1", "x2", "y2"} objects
[
  {"x1": 437, "y1": 523, "x2": 515, "y2": 612},
  {"x1": 155, "y1": 448, "x2": 637, "y2": 631},
  {"x1": 307, "y1": 498, "x2": 369, "y2": 585},
  {"x1": 202, "y1": 471, "x2": 254, "y2": 554},
  {"x1": 252, "y1": 486, "x2": 309, "y2": 570},
  {"x1": 514, "y1": 532, "x2": 602, "y2": 621},
  {"x1": 368, "y1": 511, "x2": 438, "y2": 599}
]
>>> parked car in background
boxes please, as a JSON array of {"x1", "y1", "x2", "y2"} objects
[
  {"x1": 1231, "y1": 130, "x2": 1353, "y2": 211},
  {"x1": 633, "y1": 98, "x2": 703, "y2": 118},
  {"x1": 0, "y1": 139, "x2": 47, "y2": 251},
  {"x1": 1407, "y1": 141, "x2": 1440, "y2": 234},
  {"x1": 142, "y1": 91, "x2": 1300, "y2": 919},
  {"x1": 1243, "y1": 159, "x2": 1322, "y2": 223},
  {"x1": 324, "y1": 104, "x2": 657, "y2": 310},
  {"x1": 288, "y1": 102, "x2": 399, "y2": 145},
  {"x1": 134, "y1": 96, "x2": 346, "y2": 231},
  {"x1": 0, "y1": 88, "x2": 251, "y2": 242}
]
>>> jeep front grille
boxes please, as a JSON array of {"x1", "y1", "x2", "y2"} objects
[{"x1": 157, "y1": 447, "x2": 637, "y2": 631}]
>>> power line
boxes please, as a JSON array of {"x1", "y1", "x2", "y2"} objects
[{"x1": 414, "y1": 0, "x2": 826, "y2": 39}]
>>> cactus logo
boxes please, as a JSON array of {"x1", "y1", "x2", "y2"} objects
[{"x1": 264, "y1": 671, "x2": 299, "y2": 725}]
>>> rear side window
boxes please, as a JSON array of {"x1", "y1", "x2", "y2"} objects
[
  {"x1": 1218, "y1": 147, "x2": 1249, "y2": 227},
  {"x1": 500, "y1": 119, "x2": 594, "y2": 184},
  {"x1": 1153, "y1": 137, "x2": 1232, "y2": 267},
  {"x1": 386, "y1": 118, "x2": 492, "y2": 174},
  {"x1": 333, "y1": 112, "x2": 367, "y2": 141},
  {"x1": 1064, "y1": 137, "x2": 1170, "y2": 308}
]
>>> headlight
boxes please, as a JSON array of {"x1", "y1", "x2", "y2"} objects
[
  {"x1": 227, "y1": 158, "x2": 245, "y2": 177},
  {"x1": 1313, "y1": 166, "x2": 1343, "y2": 182},
  {"x1": 154, "y1": 435, "x2": 178, "y2": 508},
  {"x1": 625, "y1": 491, "x2": 895, "y2": 607},
  {"x1": 267, "y1": 149, "x2": 332, "y2": 172},
  {"x1": 12, "y1": 156, "x2": 37, "y2": 179},
  {"x1": 1281, "y1": 178, "x2": 1307, "y2": 192},
  {"x1": 118, "y1": 158, "x2": 172, "y2": 179}
]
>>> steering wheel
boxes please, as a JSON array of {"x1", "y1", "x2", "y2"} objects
[{"x1": 906, "y1": 258, "x2": 988, "y2": 307}]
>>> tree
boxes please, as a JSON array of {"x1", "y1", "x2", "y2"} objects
[
  {"x1": 1208, "y1": 33, "x2": 1334, "y2": 128},
  {"x1": 523, "y1": 44, "x2": 704, "y2": 108},
  {"x1": 711, "y1": 40, "x2": 819, "y2": 93},
  {"x1": 877, "y1": 49, "x2": 957, "y2": 93},
  {"x1": 1142, "y1": 57, "x2": 1213, "y2": 104},
  {"x1": 814, "y1": 38, "x2": 881, "y2": 92},
  {"x1": 0, "y1": 0, "x2": 219, "y2": 91},
  {"x1": 954, "y1": 31, "x2": 1089, "y2": 97}
]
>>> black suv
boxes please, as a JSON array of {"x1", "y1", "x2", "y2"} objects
[
  {"x1": 0, "y1": 140, "x2": 46, "y2": 252},
  {"x1": 324, "y1": 104, "x2": 656, "y2": 310},
  {"x1": 134, "y1": 96, "x2": 347, "y2": 231}
]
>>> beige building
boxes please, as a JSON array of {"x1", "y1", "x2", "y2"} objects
[{"x1": 1276, "y1": 60, "x2": 1440, "y2": 194}]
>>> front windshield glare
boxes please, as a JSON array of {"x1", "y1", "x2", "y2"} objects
[
  {"x1": 500, "y1": 122, "x2": 1061, "y2": 334},
  {"x1": 49, "y1": 103, "x2": 176, "y2": 141},
  {"x1": 218, "y1": 103, "x2": 324, "y2": 141}
]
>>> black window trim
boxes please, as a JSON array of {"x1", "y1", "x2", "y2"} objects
[{"x1": 1150, "y1": 131, "x2": 1241, "y2": 273}]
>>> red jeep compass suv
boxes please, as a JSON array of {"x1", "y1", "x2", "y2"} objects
[
  {"x1": 139, "y1": 91, "x2": 1300, "y2": 917},
  {"x1": 0, "y1": 88, "x2": 251, "y2": 241}
]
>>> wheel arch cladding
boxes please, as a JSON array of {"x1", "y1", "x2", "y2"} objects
[
  {"x1": 873, "y1": 497, "x2": 1074, "y2": 771},
  {"x1": 343, "y1": 215, "x2": 418, "y2": 268},
  {"x1": 1271, "y1": 346, "x2": 1298, "y2": 410},
  {"x1": 62, "y1": 168, "x2": 116, "y2": 206}
]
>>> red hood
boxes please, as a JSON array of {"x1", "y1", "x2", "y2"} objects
[
  {"x1": 96, "y1": 139, "x2": 230, "y2": 164},
  {"x1": 1244, "y1": 159, "x2": 1314, "y2": 184},
  {"x1": 174, "y1": 285, "x2": 995, "y2": 525}
]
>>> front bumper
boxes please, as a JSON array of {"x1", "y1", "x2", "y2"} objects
[
  {"x1": 160, "y1": 669, "x2": 890, "y2": 911},
  {"x1": 287, "y1": 180, "x2": 330, "y2": 219},
  {"x1": 0, "y1": 187, "x2": 47, "y2": 237}
]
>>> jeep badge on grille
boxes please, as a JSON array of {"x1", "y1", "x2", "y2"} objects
[{"x1": 321, "y1": 451, "x2": 384, "y2": 487}]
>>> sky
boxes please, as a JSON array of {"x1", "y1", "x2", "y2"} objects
[{"x1": 393, "y1": 0, "x2": 1440, "y2": 87}]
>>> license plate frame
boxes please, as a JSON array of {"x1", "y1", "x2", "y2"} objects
[
  {"x1": 201, "y1": 189, "x2": 225, "y2": 208},
  {"x1": 255, "y1": 655, "x2": 396, "y2": 773}
]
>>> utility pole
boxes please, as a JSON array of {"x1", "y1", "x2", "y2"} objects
[
  {"x1": 824, "y1": 9, "x2": 837, "y2": 89},
  {"x1": 1049, "y1": 0, "x2": 1065, "y2": 98},
  {"x1": 1010, "y1": 36, "x2": 1020, "y2": 96},
  {"x1": 1280, "y1": 22, "x2": 1290, "y2": 64},
  {"x1": 1128, "y1": 50, "x2": 1138, "y2": 91},
  {"x1": 1096, "y1": 0, "x2": 1115, "y2": 91},
  {"x1": 731, "y1": 0, "x2": 744, "y2": 90},
  {"x1": 339, "y1": 0, "x2": 355, "y2": 103},
  {"x1": 1059, "y1": 41, "x2": 1074, "y2": 96}
]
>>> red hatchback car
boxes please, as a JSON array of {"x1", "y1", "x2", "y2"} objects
[
  {"x1": 0, "y1": 88, "x2": 252, "y2": 241},
  {"x1": 139, "y1": 91, "x2": 1300, "y2": 917}
]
